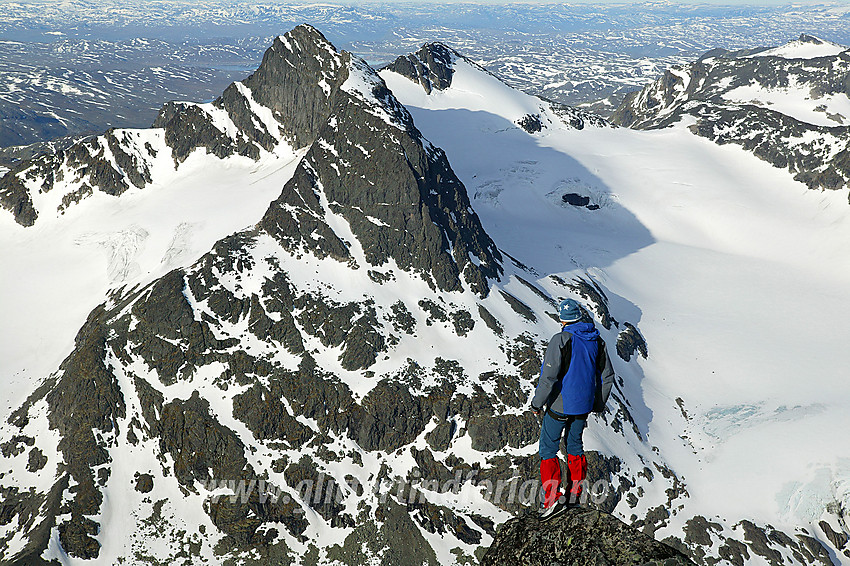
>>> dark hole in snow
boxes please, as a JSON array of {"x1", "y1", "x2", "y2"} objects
[
  {"x1": 562, "y1": 193, "x2": 589, "y2": 206},
  {"x1": 562, "y1": 193, "x2": 599, "y2": 210}
]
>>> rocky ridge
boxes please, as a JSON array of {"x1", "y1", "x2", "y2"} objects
[
  {"x1": 383, "y1": 42, "x2": 609, "y2": 134},
  {"x1": 481, "y1": 507, "x2": 696, "y2": 566},
  {"x1": 612, "y1": 34, "x2": 850, "y2": 195},
  {"x1": 0, "y1": 26, "x2": 334, "y2": 228}
]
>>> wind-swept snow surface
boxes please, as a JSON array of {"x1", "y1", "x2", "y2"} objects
[{"x1": 384, "y1": 58, "x2": 850, "y2": 562}]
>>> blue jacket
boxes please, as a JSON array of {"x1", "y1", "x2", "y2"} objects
[{"x1": 531, "y1": 322, "x2": 615, "y2": 415}]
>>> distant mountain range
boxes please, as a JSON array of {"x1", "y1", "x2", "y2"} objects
[
  {"x1": 613, "y1": 34, "x2": 850, "y2": 194},
  {"x1": 3, "y1": 2, "x2": 850, "y2": 150}
]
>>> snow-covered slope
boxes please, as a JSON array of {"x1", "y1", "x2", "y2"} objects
[
  {"x1": 748, "y1": 34, "x2": 848, "y2": 60},
  {"x1": 380, "y1": 43, "x2": 607, "y2": 134},
  {"x1": 382, "y1": 46, "x2": 850, "y2": 564},
  {"x1": 2, "y1": 25, "x2": 850, "y2": 566},
  {"x1": 0, "y1": 145, "x2": 303, "y2": 413},
  {"x1": 0, "y1": 29, "x2": 322, "y2": 415}
]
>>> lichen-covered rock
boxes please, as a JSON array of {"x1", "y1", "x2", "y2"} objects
[
  {"x1": 134, "y1": 473, "x2": 154, "y2": 494},
  {"x1": 481, "y1": 507, "x2": 696, "y2": 566}
]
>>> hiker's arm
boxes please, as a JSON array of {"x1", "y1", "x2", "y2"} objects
[
  {"x1": 531, "y1": 334, "x2": 564, "y2": 411},
  {"x1": 594, "y1": 342, "x2": 615, "y2": 412}
]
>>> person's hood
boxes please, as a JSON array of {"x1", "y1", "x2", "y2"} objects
[{"x1": 563, "y1": 321, "x2": 599, "y2": 341}]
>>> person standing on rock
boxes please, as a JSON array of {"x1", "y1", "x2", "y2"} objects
[{"x1": 530, "y1": 298, "x2": 615, "y2": 520}]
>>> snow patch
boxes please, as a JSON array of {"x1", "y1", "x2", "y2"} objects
[{"x1": 749, "y1": 38, "x2": 848, "y2": 60}]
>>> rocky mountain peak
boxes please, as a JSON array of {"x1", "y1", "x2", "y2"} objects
[
  {"x1": 383, "y1": 42, "x2": 460, "y2": 94},
  {"x1": 0, "y1": 26, "x2": 510, "y2": 561},
  {"x1": 799, "y1": 33, "x2": 826, "y2": 45},
  {"x1": 152, "y1": 24, "x2": 351, "y2": 161},
  {"x1": 255, "y1": 34, "x2": 503, "y2": 296},
  {"x1": 232, "y1": 24, "x2": 347, "y2": 149}
]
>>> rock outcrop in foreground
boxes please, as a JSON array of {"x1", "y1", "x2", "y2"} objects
[{"x1": 481, "y1": 507, "x2": 696, "y2": 566}]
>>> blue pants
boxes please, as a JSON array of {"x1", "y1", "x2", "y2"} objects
[{"x1": 539, "y1": 412, "x2": 587, "y2": 460}]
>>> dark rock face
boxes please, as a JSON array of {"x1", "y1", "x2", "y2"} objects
[
  {"x1": 478, "y1": 304, "x2": 504, "y2": 335},
  {"x1": 0, "y1": 127, "x2": 162, "y2": 225},
  {"x1": 232, "y1": 384, "x2": 313, "y2": 446},
  {"x1": 612, "y1": 45, "x2": 850, "y2": 195},
  {"x1": 406, "y1": 489, "x2": 482, "y2": 545},
  {"x1": 481, "y1": 507, "x2": 696, "y2": 566},
  {"x1": 500, "y1": 290, "x2": 537, "y2": 322},
  {"x1": 327, "y1": 498, "x2": 440, "y2": 566},
  {"x1": 258, "y1": 34, "x2": 502, "y2": 297},
  {"x1": 517, "y1": 114, "x2": 544, "y2": 133},
  {"x1": 134, "y1": 473, "x2": 154, "y2": 493},
  {"x1": 0, "y1": 170, "x2": 37, "y2": 226},
  {"x1": 26, "y1": 447, "x2": 47, "y2": 473},
  {"x1": 151, "y1": 26, "x2": 345, "y2": 162},
  {"x1": 383, "y1": 43, "x2": 457, "y2": 94},
  {"x1": 153, "y1": 101, "x2": 258, "y2": 164},
  {"x1": 819, "y1": 520, "x2": 848, "y2": 552},
  {"x1": 0, "y1": 478, "x2": 67, "y2": 564},
  {"x1": 467, "y1": 413, "x2": 538, "y2": 452},
  {"x1": 617, "y1": 322, "x2": 648, "y2": 361},
  {"x1": 284, "y1": 456, "x2": 351, "y2": 527},
  {"x1": 42, "y1": 305, "x2": 126, "y2": 559},
  {"x1": 241, "y1": 27, "x2": 345, "y2": 149},
  {"x1": 157, "y1": 391, "x2": 248, "y2": 487},
  {"x1": 584, "y1": 451, "x2": 628, "y2": 514},
  {"x1": 1, "y1": 435, "x2": 33, "y2": 458}
]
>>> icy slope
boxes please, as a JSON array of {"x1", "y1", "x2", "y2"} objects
[{"x1": 383, "y1": 47, "x2": 850, "y2": 563}]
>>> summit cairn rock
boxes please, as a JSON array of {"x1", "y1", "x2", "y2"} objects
[{"x1": 481, "y1": 507, "x2": 696, "y2": 566}]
